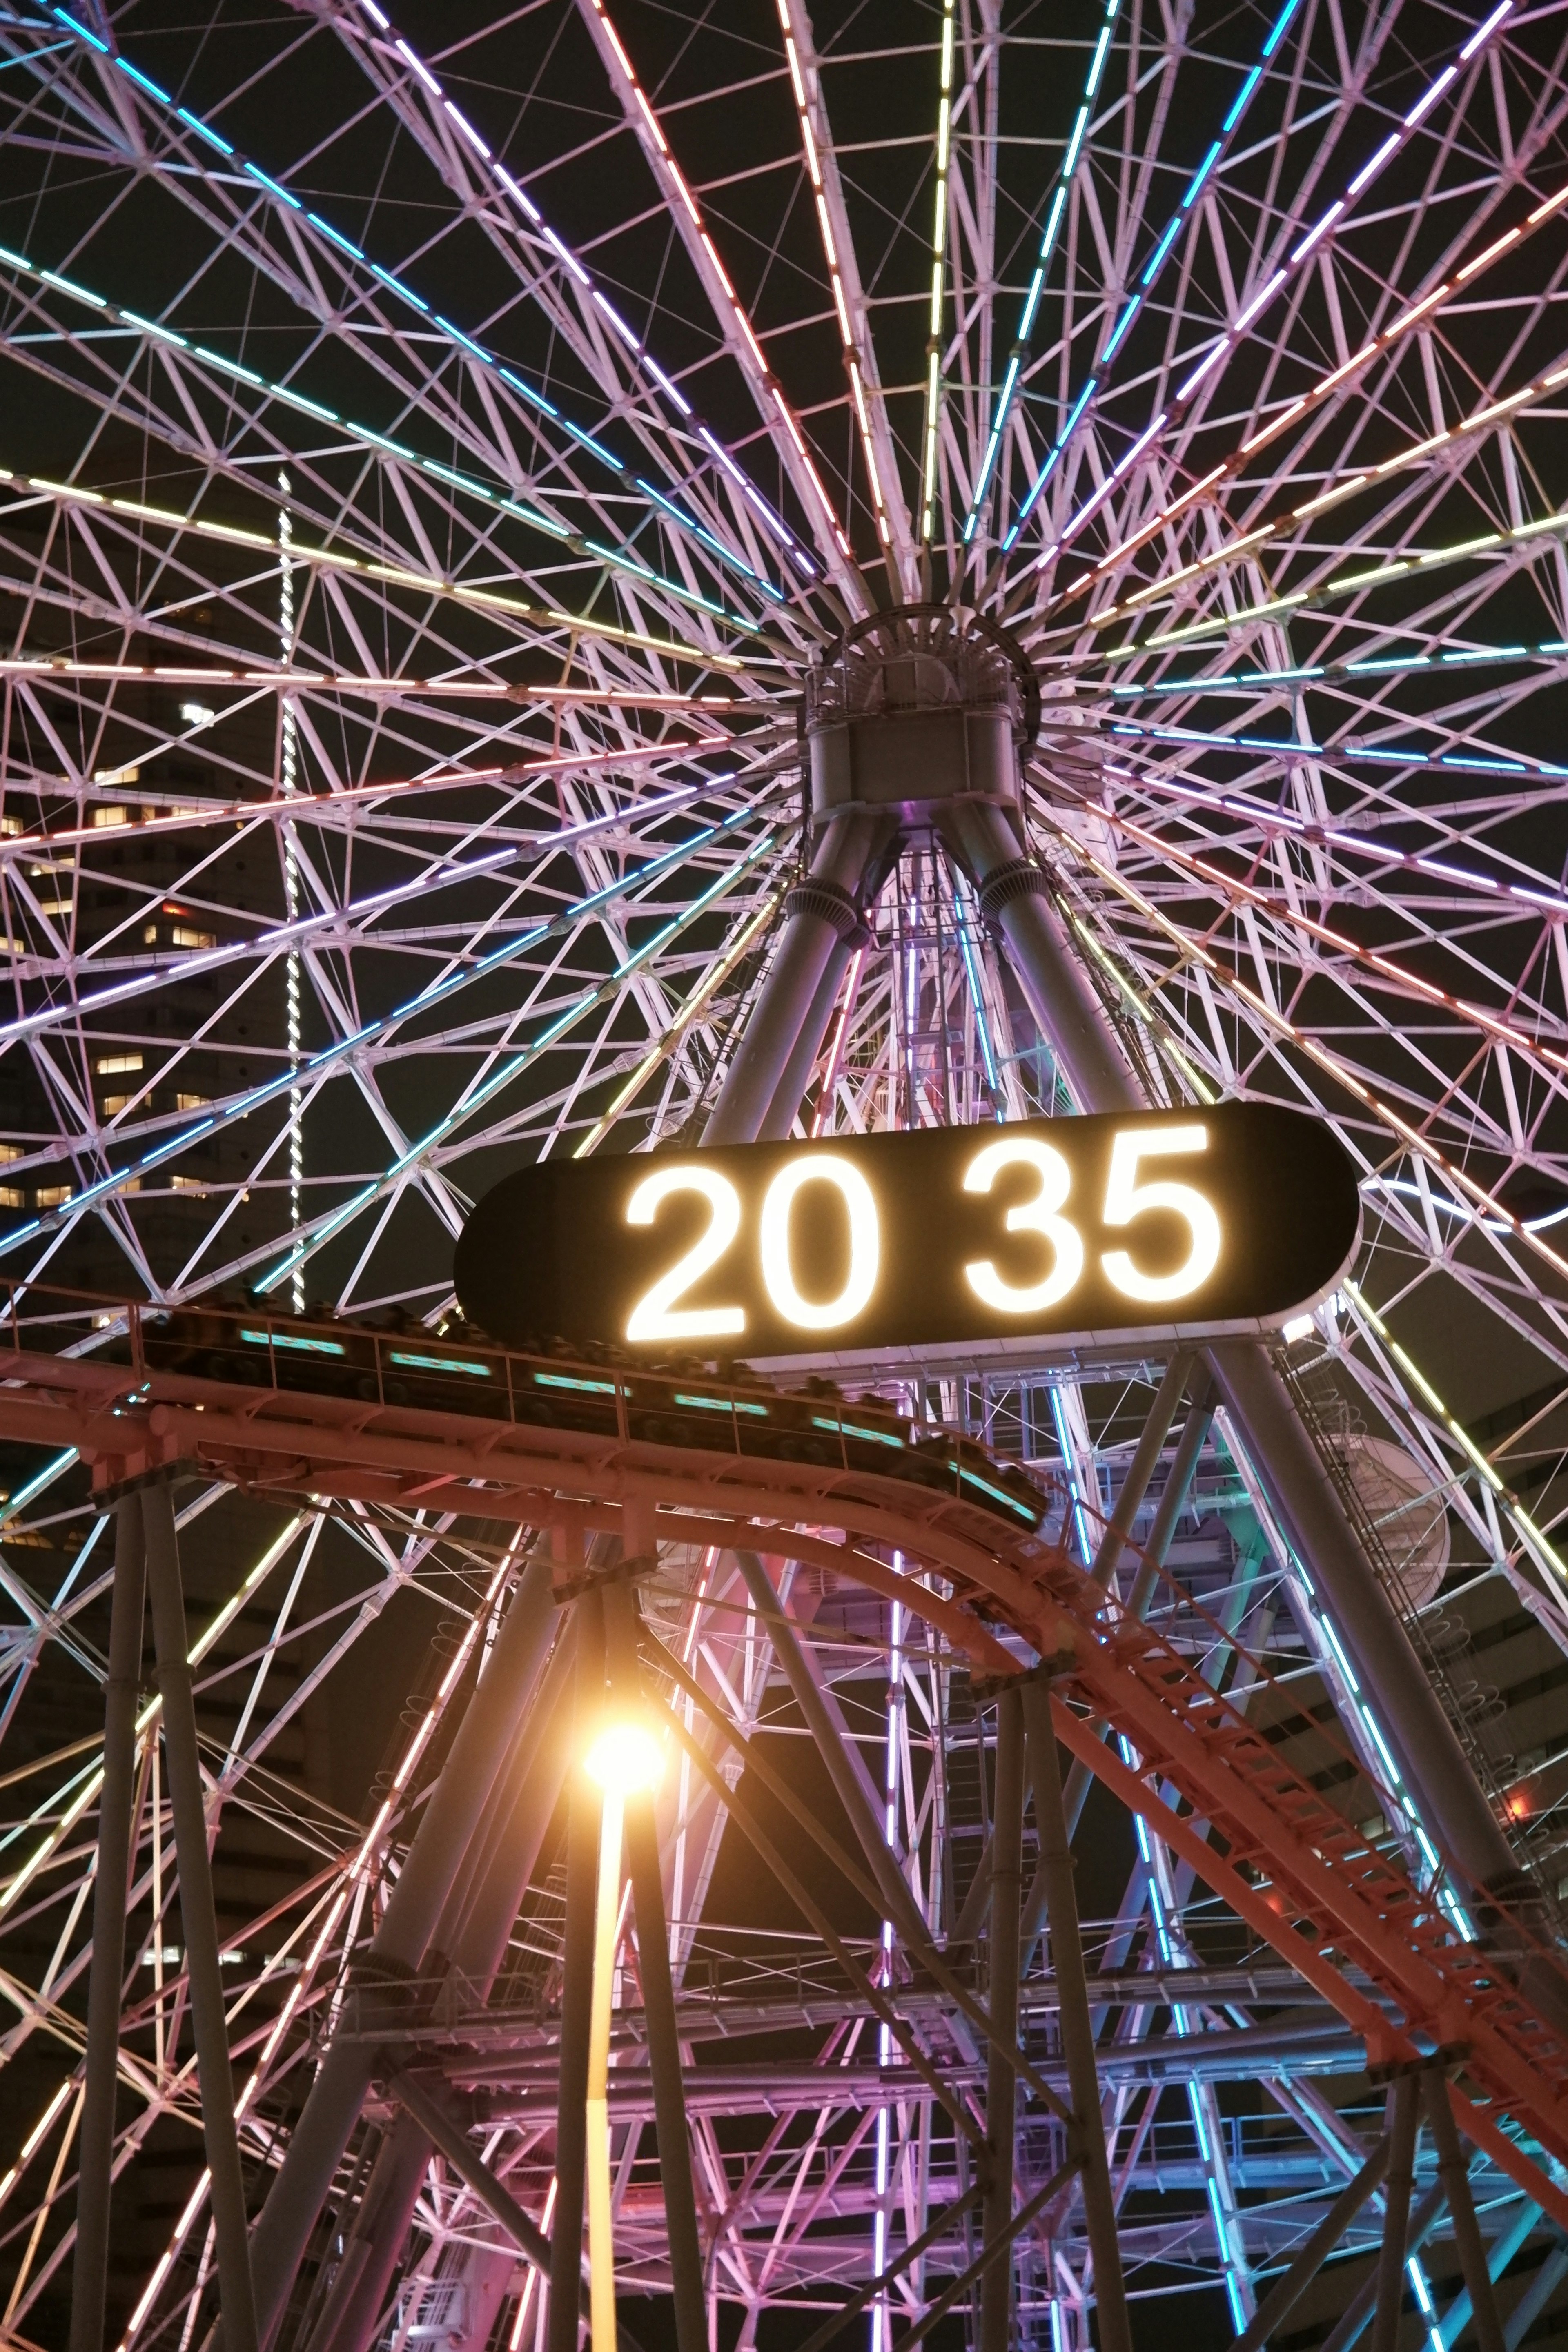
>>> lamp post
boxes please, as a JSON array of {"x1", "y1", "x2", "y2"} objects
[{"x1": 581, "y1": 1718, "x2": 664, "y2": 2352}]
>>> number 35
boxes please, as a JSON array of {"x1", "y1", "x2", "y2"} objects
[{"x1": 963, "y1": 1124, "x2": 1221, "y2": 1310}]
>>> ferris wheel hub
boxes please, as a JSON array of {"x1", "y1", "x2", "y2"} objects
[{"x1": 802, "y1": 604, "x2": 1040, "y2": 830}]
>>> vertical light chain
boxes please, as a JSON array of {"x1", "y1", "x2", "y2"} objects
[
  {"x1": 871, "y1": 1594, "x2": 905, "y2": 2352},
  {"x1": 921, "y1": 0, "x2": 956, "y2": 542},
  {"x1": 278, "y1": 473, "x2": 303, "y2": 1313}
]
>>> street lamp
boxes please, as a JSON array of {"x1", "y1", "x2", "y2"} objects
[{"x1": 581, "y1": 1718, "x2": 663, "y2": 2352}]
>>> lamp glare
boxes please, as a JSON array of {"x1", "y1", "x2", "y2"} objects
[{"x1": 584, "y1": 1719, "x2": 663, "y2": 1796}]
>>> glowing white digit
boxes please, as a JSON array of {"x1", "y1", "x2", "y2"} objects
[
  {"x1": 624, "y1": 1167, "x2": 745, "y2": 1341},
  {"x1": 1100, "y1": 1125, "x2": 1221, "y2": 1302},
  {"x1": 759, "y1": 1156, "x2": 880, "y2": 1330},
  {"x1": 962, "y1": 1137, "x2": 1085, "y2": 1312}
]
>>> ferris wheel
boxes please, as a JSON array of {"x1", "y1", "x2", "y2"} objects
[{"x1": 2, "y1": 0, "x2": 1568, "y2": 2347}]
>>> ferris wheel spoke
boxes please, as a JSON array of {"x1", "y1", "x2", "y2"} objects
[
  {"x1": 773, "y1": 0, "x2": 916, "y2": 587},
  {"x1": 3, "y1": 23, "x2": 810, "y2": 627},
  {"x1": 573, "y1": 0, "x2": 864, "y2": 603},
  {"x1": 995, "y1": 0, "x2": 1541, "y2": 625},
  {"x1": 297, "y1": 0, "x2": 827, "y2": 604}
]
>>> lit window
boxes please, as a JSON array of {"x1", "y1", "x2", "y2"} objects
[
  {"x1": 100, "y1": 1094, "x2": 133, "y2": 1116},
  {"x1": 0, "y1": 1145, "x2": 22, "y2": 1164},
  {"x1": 171, "y1": 1174, "x2": 208, "y2": 1194},
  {"x1": 143, "y1": 924, "x2": 159, "y2": 946},
  {"x1": 0, "y1": 817, "x2": 20, "y2": 837},
  {"x1": 172, "y1": 927, "x2": 216, "y2": 951},
  {"x1": 180, "y1": 702, "x2": 216, "y2": 731},
  {"x1": 37, "y1": 899, "x2": 72, "y2": 917},
  {"x1": 0, "y1": 1186, "x2": 23, "y2": 1209},
  {"x1": 91, "y1": 800, "x2": 133, "y2": 822},
  {"x1": 94, "y1": 1053, "x2": 143, "y2": 1076},
  {"x1": 36, "y1": 1185, "x2": 71, "y2": 1207},
  {"x1": 176, "y1": 1092, "x2": 212, "y2": 1112}
]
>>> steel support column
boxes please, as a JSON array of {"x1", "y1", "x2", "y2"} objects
[
  {"x1": 757, "y1": 932, "x2": 856, "y2": 1142},
  {"x1": 69, "y1": 1494, "x2": 147, "y2": 2352},
  {"x1": 305, "y1": 1626, "x2": 577, "y2": 2352},
  {"x1": 1088, "y1": 1352, "x2": 1193, "y2": 1588},
  {"x1": 549, "y1": 1593, "x2": 604, "y2": 2352},
  {"x1": 940, "y1": 792, "x2": 1522, "y2": 1907},
  {"x1": 1424, "y1": 2071, "x2": 1508, "y2": 2352},
  {"x1": 232, "y1": 1550, "x2": 557, "y2": 2352},
  {"x1": 142, "y1": 1480, "x2": 259, "y2": 2352},
  {"x1": 1051, "y1": 1374, "x2": 1215, "y2": 1864},
  {"x1": 1021, "y1": 1681, "x2": 1132, "y2": 2352},
  {"x1": 388, "y1": 2066, "x2": 558, "y2": 2279},
  {"x1": 734, "y1": 1550, "x2": 928, "y2": 1950},
  {"x1": 1506, "y1": 2244, "x2": 1568, "y2": 2348},
  {"x1": 980, "y1": 1684, "x2": 1023, "y2": 2352},
  {"x1": 1372, "y1": 2076, "x2": 1422, "y2": 2352},
  {"x1": 1229, "y1": 2136, "x2": 1392, "y2": 2352},
  {"x1": 703, "y1": 812, "x2": 890, "y2": 1145},
  {"x1": 1323, "y1": 2182, "x2": 1446, "y2": 2352},
  {"x1": 606, "y1": 1581, "x2": 706, "y2": 2352}
]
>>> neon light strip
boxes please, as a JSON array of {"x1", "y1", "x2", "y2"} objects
[
  {"x1": 920, "y1": 0, "x2": 956, "y2": 543},
  {"x1": 1102, "y1": 642, "x2": 1556, "y2": 695},
  {"x1": 1108, "y1": 717, "x2": 1568, "y2": 784},
  {"x1": 1021, "y1": 0, "x2": 1519, "y2": 578},
  {"x1": 1034, "y1": 409, "x2": 1167, "y2": 574},
  {"x1": 0, "y1": 461, "x2": 748, "y2": 665},
  {"x1": 1346, "y1": 1281, "x2": 1568, "y2": 1595},
  {"x1": 0, "y1": 810, "x2": 776, "y2": 1249},
  {"x1": 774, "y1": 0, "x2": 895, "y2": 551},
  {"x1": 964, "y1": 0, "x2": 1121, "y2": 543},
  {"x1": 389, "y1": 1351, "x2": 491, "y2": 1376},
  {"x1": 0, "y1": 265, "x2": 763, "y2": 634},
  {"x1": 36, "y1": 3, "x2": 792, "y2": 608},
  {"x1": 582, "y1": 0, "x2": 853, "y2": 565},
  {"x1": 332, "y1": 0, "x2": 816, "y2": 576},
  {"x1": 1092, "y1": 348, "x2": 1568, "y2": 629},
  {"x1": 0, "y1": 744, "x2": 726, "y2": 873},
  {"x1": 1114, "y1": 502, "x2": 1568, "y2": 655},
  {"x1": 1048, "y1": 827, "x2": 1568, "y2": 1295},
  {"x1": 993, "y1": 0, "x2": 1296, "y2": 549},
  {"x1": 0, "y1": 655, "x2": 737, "y2": 703},
  {"x1": 1082, "y1": 762, "x2": 1568, "y2": 921},
  {"x1": 254, "y1": 831, "x2": 779, "y2": 1294},
  {"x1": 1066, "y1": 783, "x2": 1568, "y2": 1082},
  {"x1": 0, "y1": 843, "x2": 521, "y2": 1051},
  {"x1": 572, "y1": 893, "x2": 782, "y2": 1157}
]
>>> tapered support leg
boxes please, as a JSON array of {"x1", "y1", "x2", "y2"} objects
[
  {"x1": 142, "y1": 1481, "x2": 260, "y2": 2352},
  {"x1": 980, "y1": 1686, "x2": 1024, "y2": 2352},
  {"x1": 1021, "y1": 1681, "x2": 1132, "y2": 2352},
  {"x1": 757, "y1": 934, "x2": 856, "y2": 1141},
  {"x1": 1424, "y1": 2071, "x2": 1508, "y2": 2352},
  {"x1": 941, "y1": 792, "x2": 1521, "y2": 1909},
  {"x1": 549, "y1": 1594, "x2": 604, "y2": 2352},
  {"x1": 703, "y1": 812, "x2": 891, "y2": 1145},
  {"x1": 605, "y1": 1583, "x2": 706, "y2": 2352},
  {"x1": 70, "y1": 1496, "x2": 147, "y2": 2352},
  {"x1": 1372, "y1": 2075, "x2": 1421, "y2": 2352}
]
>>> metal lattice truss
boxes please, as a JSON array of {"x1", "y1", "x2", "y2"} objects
[{"x1": 3, "y1": 0, "x2": 1568, "y2": 2347}]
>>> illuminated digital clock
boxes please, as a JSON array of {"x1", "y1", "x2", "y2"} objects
[{"x1": 454, "y1": 1105, "x2": 1361, "y2": 1366}]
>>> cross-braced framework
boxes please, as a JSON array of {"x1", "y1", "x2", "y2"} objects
[{"x1": 3, "y1": 1, "x2": 1568, "y2": 2348}]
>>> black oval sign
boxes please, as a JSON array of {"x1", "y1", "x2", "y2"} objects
[{"x1": 454, "y1": 1106, "x2": 1360, "y2": 1366}]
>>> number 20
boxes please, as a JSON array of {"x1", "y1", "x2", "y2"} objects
[{"x1": 625, "y1": 1156, "x2": 878, "y2": 1341}]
